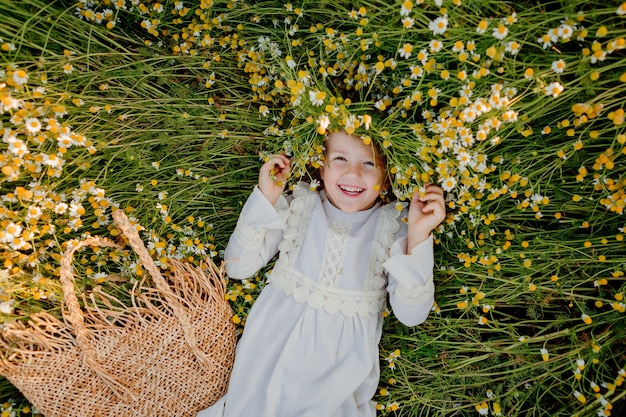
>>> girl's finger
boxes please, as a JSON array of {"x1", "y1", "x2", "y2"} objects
[
  {"x1": 423, "y1": 185, "x2": 444, "y2": 195},
  {"x1": 420, "y1": 200, "x2": 444, "y2": 214},
  {"x1": 418, "y1": 193, "x2": 445, "y2": 204},
  {"x1": 272, "y1": 156, "x2": 290, "y2": 170}
]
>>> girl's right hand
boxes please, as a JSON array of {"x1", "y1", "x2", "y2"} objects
[{"x1": 258, "y1": 154, "x2": 291, "y2": 206}]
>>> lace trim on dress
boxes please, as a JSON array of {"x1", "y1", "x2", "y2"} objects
[
  {"x1": 365, "y1": 204, "x2": 402, "y2": 291},
  {"x1": 318, "y1": 220, "x2": 352, "y2": 288},
  {"x1": 276, "y1": 185, "x2": 315, "y2": 262},
  {"x1": 269, "y1": 264, "x2": 387, "y2": 316},
  {"x1": 233, "y1": 222, "x2": 265, "y2": 251},
  {"x1": 396, "y1": 280, "x2": 435, "y2": 306}
]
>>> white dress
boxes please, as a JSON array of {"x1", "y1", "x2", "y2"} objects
[{"x1": 198, "y1": 184, "x2": 435, "y2": 417}]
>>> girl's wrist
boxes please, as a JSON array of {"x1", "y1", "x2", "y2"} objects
[
  {"x1": 260, "y1": 190, "x2": 279, "y2": 206},
  {"x1": 408, "y1": 233, "x2": 431, "y2": 253}
]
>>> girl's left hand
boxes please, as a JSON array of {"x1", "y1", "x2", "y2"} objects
[{"x1": 407, "y1": 183, "x2": 446, "y2": 251}]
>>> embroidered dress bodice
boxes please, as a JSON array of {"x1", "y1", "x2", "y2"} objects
[{"x1": 267, "y1": 186, "x2": 400, "y2": 317}]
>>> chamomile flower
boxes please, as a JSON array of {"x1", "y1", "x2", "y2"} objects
[
  {"x1": 428, "y1": 15, "x2": 448, "y2": 35},
  {"x1": 543, "y1": 81, "x2": 564, "y2": 97},
  {"x1": 12, "y1": 69, "x2": 28, "y2": 85},
  {"x1": 475, "y1": 402, "x2": 489, "y2": 415},
  {"x1": 409, "y1": 65, "x2": 423, "y2": 79},
  {"x1": 0, "y1": 222, "x2": 22, "y2": 243},
  {"x1": 476, "y1": 19, "x2": 489, "y2": 34},
  {"x1": 505, "y1": 41, "x2": 521, "y2": 55},
  {"x1": 573, "y1": 390, "x2": 587, "y2": 404},
  {"x1": 417, "y1": 49, "x2": 429, "y2": 65},
  {"x1": 551, "y1": 59, "x2": 566, "y2": 73},
  {"x1": 42, "y1": 153, "x2": 63, "y2": 168},
  {"x1": 205, "y1": 74, "x2": 216, "y2": 87},
  {"x1": 502, "y1": 110, "x2": 518, "y2": 122},
  {"x1": 0, "y1": 91, "x2": 21, "y2": 112},
  {"x1": 24, "y1": 117, "x2": 42, "y2": 134},
  {"x1": 590, "y1": 49, "x2": 607, "y2": 63},
  {"x1": 538, "y1": 33, "x2": 552, "y2": 49},
  {"x1": 492, "y1": 23, "x2": 508, "y2": 40},
  {"x1": 317, "y1": 114, "x2": 330, "y2": 134},
  {"x1": 457, "y1": 151, "x2": 472, "y2": 167},
  {"x1": 438, "y1": 175, "x2": 460, "y2": 196},
  {"x1": 25, "y1": 206, "x2": 42, "y2": 221},
  {"x1": 429, "y1": 39, "x2": 443, "y2": 53},
  {"x1": 309, "y1": 179, "x2": 320, "y2": 190},
  {"x1": 7, "y1": 139, "x2": 28, "y2": 156},
  {"x1": 362, "y1": 114, "x2": 372, "y2": 129},
  {"x1": 504, "y1": 13, "x2": 517, "y2": 25},
  {"x1": 309, "y1": 89, "x2": 326, "y2": 106},
  {"x1": 401, "y1": 17, "x2": 415, "y2": 28},
  {"x1": 344, "y1": 114, "x2": 358, "y2": 134},
  {"x1": 400, "y1": 0, "x2": 413, "y2": 17},
  {"x1": 558, "y1": 23, "x2": 574, "y2": 40},
  {"x1": 1, "y1": 41, "x2": 16, "y2": 52},
  {"x1": 398, "y1": 43, "x2": 413, "y2": 58}
]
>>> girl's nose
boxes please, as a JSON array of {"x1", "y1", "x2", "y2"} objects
[{"x1": 345, "y1": 163, "x2": 362, "y2": 177}]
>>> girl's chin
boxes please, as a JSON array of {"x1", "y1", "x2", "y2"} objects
[{"x1": 327, "y1": 192, "x2": 377, "y2": 212}]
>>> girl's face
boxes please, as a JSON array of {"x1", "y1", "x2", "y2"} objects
[{"x1": 320, "y1": 130, "x2": 386, "y2": 213}]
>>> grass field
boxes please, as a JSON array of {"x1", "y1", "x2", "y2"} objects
[{"x1": 1, "y1": 0, "x2": 625, "y2": 415}]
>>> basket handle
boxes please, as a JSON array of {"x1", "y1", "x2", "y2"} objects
[
  {"x1": 59, "y1": 209, "x2": 213, "y2": 400},
  {"x1": 60, "y1": 235, "x2": 137, "y2": 400},
  {"x1": 110, "y1": 208, "x2": 210, "y2": 366}
]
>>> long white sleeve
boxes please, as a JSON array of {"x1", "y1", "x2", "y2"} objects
[
  {"x1": 383, "y1": 234, "x2": 435, "y2": 326},
  {"x1": 223, "y1": 186, "x2": 290, "y2": 279}
]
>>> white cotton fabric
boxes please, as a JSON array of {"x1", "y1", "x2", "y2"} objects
[{"x1": 197, "y1": 184, "x2": 435, "y2": 417}]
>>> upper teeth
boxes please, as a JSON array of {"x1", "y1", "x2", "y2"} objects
[{"x1": 340, "y1": 185, "x2": 363, "y2": 193}]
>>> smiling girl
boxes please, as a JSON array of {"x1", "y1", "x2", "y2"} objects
[{"x1": 198, "y1": 130, "x2": 446, "y2": 417}]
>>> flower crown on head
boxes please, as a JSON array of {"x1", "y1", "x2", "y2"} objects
[{"x1": 261, "y1": 57, "x2": 419, "y2": 196}]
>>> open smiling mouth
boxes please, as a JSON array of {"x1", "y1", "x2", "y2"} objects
[{"x1": 339, "y1": 185, "x2": 364, "y2": 196}]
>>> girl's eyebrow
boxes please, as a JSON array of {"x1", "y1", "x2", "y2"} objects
[{"x1": 329, "y1": 151, "x2": 375, "y2": 162}]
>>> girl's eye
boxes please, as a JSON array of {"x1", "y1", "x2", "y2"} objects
[
  {"x1": 364, "y1": 161, "x2": 375, "y2": 167},
  {"x1": 334, "y1": 156, "x2": 347, "y2": 162}
]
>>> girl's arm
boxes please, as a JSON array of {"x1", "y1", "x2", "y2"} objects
[
  {"x1": 383, "y1": 235, "x2": 435, "y2": 326},
  {"x1": 224, "y1": 156, "x2": 291, "y2": 279},
  {"x1": 383, "y1": 185, "x2": 446, "y2": 326}
]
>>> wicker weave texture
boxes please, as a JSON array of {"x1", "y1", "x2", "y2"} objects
[{"x1": 0, "y1": 209, "x2": 236, "y2": 417}]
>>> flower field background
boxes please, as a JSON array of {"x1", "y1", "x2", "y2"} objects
[{"x1": 1, "y1": 0, "x2": 625, "y2": 415}]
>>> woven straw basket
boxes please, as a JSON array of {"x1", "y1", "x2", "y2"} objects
[{"x1": 0, "y1": 209, "x2": 237, "y2": 417}]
